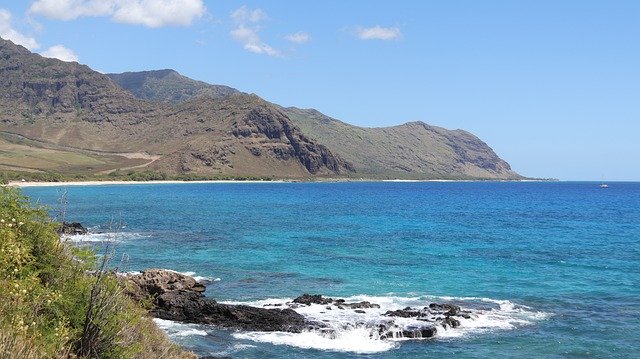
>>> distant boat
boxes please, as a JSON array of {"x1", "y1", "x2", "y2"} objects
[{"x1": 598, "y1": 175, "x2": 609, "y2": 188}]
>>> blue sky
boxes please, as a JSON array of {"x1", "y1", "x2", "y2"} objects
[{"x1": 1, "y1": 1, "x2": 638, "y2": 180}]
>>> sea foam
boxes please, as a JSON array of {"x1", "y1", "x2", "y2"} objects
[
  {"x1": 61, "y1": 231, "x2": 150, "y2": 243},
  {"x1": 224, "y1": 294, "x2": 550, "y2": 353},
  {"x1": 153, "y1": 318, "x2": 208, "y2": 337}
]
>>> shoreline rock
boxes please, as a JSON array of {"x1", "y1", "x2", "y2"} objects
[
  {"x1": 124, "y1": 269, "x2": 307, "y2": 332},
  {"x1": 58, "y1": 221, "x2": 88, "y2": 235},
  {"x1": 123, "y1": 270, "x2": 471, "y2": 340}
]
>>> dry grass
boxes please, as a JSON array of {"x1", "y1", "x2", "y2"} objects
[
  {"x1": 0, "y1": 136, "x2": 150, "y2": 174},
  {"x1": 0, "y1": 330, "x2": 45, "y2": 359}
]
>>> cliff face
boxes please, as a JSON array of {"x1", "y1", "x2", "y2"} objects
[
  {"x1": 0, "y1": 38, "x2": 351, "y2": 177},
  {"x1": 232, "y1": 106, "x2": 354, "y2": 174},
  {"x1": 0, "y1": 39, "x2": 148, "y2": 119}
]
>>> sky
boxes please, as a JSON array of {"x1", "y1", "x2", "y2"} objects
[{"x1": 0, "y1": 0, "x2": 638, "y2": 181}]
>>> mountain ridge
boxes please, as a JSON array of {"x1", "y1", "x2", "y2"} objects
[
  {"x1": 0, "y1": 37, "x2": 520, "y2": 180},
  {"x1": 105, "y1": 68, "x2": 519, "y2": 179},
  {"x1": 0, "y1": 38, "x2": 351, "y2": 178}
]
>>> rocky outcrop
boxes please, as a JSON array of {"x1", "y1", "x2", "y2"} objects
[
  {"x1": 291, "y1": 293, "x2": 380, "y2": 310},
  {"x1": 289, "y1": 294, "x2": 464, "y2": 339},
  {"x1": 58, "y1": 222, "x2": 88, "y2": 235},
  {"x1": 124, "y1": 269, "x2": 205, "y2": 302},
  {"x1": 382, "y1": 302, "x2": 473, "y2": 334},
  {"x1": 123, "y1": 269, "x2": 307, "y2": 332},
  {"x1": 154, "y1": 291, "x2": 307, "y2": 332},
  {"x1": 122, "y1": 272, "x2": 475, "y2": 341},
  {"x1": 232, "y1": 106, "x2": 354, "y2": 174}
]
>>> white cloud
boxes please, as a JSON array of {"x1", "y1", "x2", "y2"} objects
[
  {"x1": 0, "y1": 8, "x2": 40, "y2": 50},
  {"x1": 41, "y1": 44, "x2": 79, "y2": 62},
  {"x1": 231, "y1": 5, "x2": 267, "y2": 24},
  {"x1": 230, "y1": 25, "x2": 279, "y2": 56},
  {"x1": 1, "y1": 8, "x2": 79, "y2": 61},
  {"x1": 285, "y1": 31, "x2": 310, "y2": 44},
  {"x1": 28, "y1": 0, "x2": 114, "y2": 21},
  {"x1": 229, "y1": 6, "x2": 280, "y2": 57},
  {"x1": 29, "y1": 0, "x2": 206, "y2": 28},
  {"x1": 230, "y1": 25, "x2": 259, "y2": 46},
  {"x1": 112, "y1": 0, "x2": 206, "y2": 27},
  {"x1": 356, "y1": 25, "x2": 402, "y2": 41}
]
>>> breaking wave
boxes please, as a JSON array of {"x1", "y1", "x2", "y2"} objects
[
  {"x1": 224, "y1": 294, "x2": 550, "y2": 354},
  {"x1": 153, "y1": 318, "x2": 208, "y2": 337},
  {"x1": 61, "y1": 231, "x2": 150, "y2": 243}
]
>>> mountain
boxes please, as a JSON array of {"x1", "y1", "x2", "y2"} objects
[
  {"x1": 107, "y1": 69, "x2": 520, "y2": 180},
  {"x1": 0, "y1": 37, "x2": 520, "y2": 180},
  {"x1": 107, "y1": 69, "x2": 239, "y2": 104},
  {"x1": 0, "y1": 38, "x2": 351, "y2": 178},
  {"x1": 283, "y1": 108, "x2": 517, "y2": 179}
]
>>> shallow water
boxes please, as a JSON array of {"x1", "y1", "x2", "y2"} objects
[{"x1": 24, "y1": 182, "x2": 640, "y2": 358}]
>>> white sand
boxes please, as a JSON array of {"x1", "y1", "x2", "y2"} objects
[{"x1": 7, "y1": 180, "x2": 284, "y2": 187}]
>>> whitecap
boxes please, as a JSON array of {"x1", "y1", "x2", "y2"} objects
[
  {"x1": 193, "y1": 276, "x2": 220, "y2": 283},
  {"x1": 163, "y1": 269, "x2": 219, "y2": 284},
  {"x1": 234, "y1": 329, "x2": 397, "y2": 354},
  {"x1": 62, "y1": 232, "x2": 150, "y2": 243},
  {"x1": 153, "y1": 318, "x2": 208, "y2": 337},
  {"x1": 223, "y1": 293, "x2": 551, "y2": 353},
  {"x1": 232, "y1": 343, "x2": 256, "y2": 350}
]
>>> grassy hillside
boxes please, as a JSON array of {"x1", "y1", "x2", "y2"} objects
[
  {"x1": 109, "y1": 69, "x2": 521, "y2": 180},
  {"x1": 0, "y1": 132, "x2": 153, "y2": 175},
  {"x1": 283, "y1": 108, "x2": 520, "y2": 179},
  {"x1": 107, "y1": 69, "x2": 239, "y2": 104},
  {"x1": 0, "y1": 38, "x2": 351, "y2": 179},
  {"x1": 0, "y1": 187, "x2": 194, "y2": 358}
]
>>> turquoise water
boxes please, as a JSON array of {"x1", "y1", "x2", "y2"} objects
[{"x1": 23, "y1": 182, "x2": 640, "y2": 358}]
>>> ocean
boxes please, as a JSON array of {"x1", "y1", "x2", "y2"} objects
[{"x1": 22, "y1": 181, "x2": 640, "y2": 358}]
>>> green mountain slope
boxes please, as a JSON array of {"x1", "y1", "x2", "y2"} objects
[
  {"x1": 284, "y1": 108, "x2": 518, "y2": 179},
  {"x1": 108, "y1": 69, "x2": 520, "y2": 179},
  {"x1": 107, "y1": 69, "x2": 239, "y2": 104}
]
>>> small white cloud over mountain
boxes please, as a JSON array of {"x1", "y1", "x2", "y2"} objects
[
  {"x1": 0, "y1": 8, "x2": 40, "y2": 50},
  {"x1": 41, "y1": 44, "x2": 79, "y2": 62}
]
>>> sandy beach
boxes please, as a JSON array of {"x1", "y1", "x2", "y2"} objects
[
  {"x1": 6, "y1": 178, "x2": 541, "y2": 187},
  {"x1": 7, "y1": 180, "x2": 284, "y2": 187}
]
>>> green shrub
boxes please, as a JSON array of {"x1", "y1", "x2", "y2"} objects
[{"x1": 0, "y1": 187, "x2": 194, "y2": 359}]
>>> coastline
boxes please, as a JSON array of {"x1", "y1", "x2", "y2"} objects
[
  {"x1": 6, "y1": 178, "x2": 555, "y2": 187},
  {"x1": 7, "y1": 179, "x2": 285, "y2": 187}
]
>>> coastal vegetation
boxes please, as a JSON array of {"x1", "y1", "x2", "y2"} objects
[
  {"x1": 0, "y1": 169, "x2": 274, "y2": 185},
  {"x1": 0, "y1": 187, "x2": 194, "y2": 358}
]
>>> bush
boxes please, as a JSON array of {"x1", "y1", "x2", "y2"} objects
[{"x1": 0, "y1": 187, "x2": 194, "y2": 359}]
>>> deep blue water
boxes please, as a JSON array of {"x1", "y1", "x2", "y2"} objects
[{"x1": 23, "y1": 182, "x2": 640, "y2": 358}]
